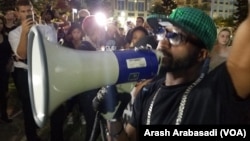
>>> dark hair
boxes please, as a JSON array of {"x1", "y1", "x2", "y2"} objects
[
  {"x1": 125, "y1": 26, "x2": 149, "y2": 44},
  {"x1": 66, "y1": 23, "x2": 83, "y2": 37},
  {"x1": 137, "y1": 16, "x2": 144, "y2": 23},
  {"x1": 131, "y1": 26, "x2": 149, "y2": 37},
  {"x1": 15, "y1": 0, "x2": 33, "y2": 11},
  {"x1": 44, "y1": 10, "x2": 55, "y2": 19},
  {"x1": 0, "y1": 15, "x2": 7, "y2": 34},
  {"x1": 3, "y1": 8, "x2": 15, "y2": 15}
]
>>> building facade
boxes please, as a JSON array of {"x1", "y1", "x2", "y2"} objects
[
  {"x1": 211, "y1": 0, "x2": 236, "y2": 18},
  {"x1": 107, "y1": 0, "x2": 236, "y2": 28},
  {"x1": 112, "y1": 0, "x2": 153, "y2": 28}
]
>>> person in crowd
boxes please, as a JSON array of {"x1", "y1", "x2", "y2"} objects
[
  {"x1": 3, "y1": 9, "x2": 19, "y2": 96},
  {"x1": 62, "y1": 23, "x2": 87, "y2": 127},
  {"x1": 8, "y1": 1, "x2": 45, "y2": 140},
  {"x1": 63, "y1": 23, "x2": 85, "y2": 49},
  {"x1": 94, "y1": 6, "x2": 250, "y2": 141},
  {"x1": 135, "y1": 16, "x2": 144, "y2": 27},
  {"x1": 125, "y1": 17, "x2": 143, "y2": 40},
  {"x1": 57, "y1": 13, "x2": 71, "y2": 43},
  {"x1": 81, "y1": 15, "x2": 106, "y2": 50},
  {"x1": 64, "y1": 9, "x2": 90, "y2": 42},
  {"x1": 126, "y1": 26, "x2": 149, "y2": 49},
  {"x1": 122, "y1": 33, "x2": 161, "y2": 125},
  {"x1": 8, "y1": 0, "x2": 63, "y2": 140},
  {"x1": 118, "y1": 27, "x2": 125, "y2": 37},
  {"x1": 40, "y1": 9, "x2": 58, "y2": 33},
  {"x1": 76, "y1": 8, "x2": 91, "y2": 41},
  {"x1": 143, "y1": 20, "x2": 154, "y2": 36},
  {"x1": 76, "y1": 8, "x2": 90, "y2": 25},
  {"x1": 126, "y1": 21, "x2": 134, "y2": 32},
  {"x1": 40, "y1": 8, "x2": 70, "y2": 43},
  {"x1": 3, "y1": 9, "x2": 18, "y2": 95},
  {"x1": 0, "y1": 15, "x2": 13, "y2": 123},
  {"x1": 124, "y1": 17, "x2": 145, "y2": 48},
  {"x1": 209, "y1": 28, "x2": 232, "y2": 71},
  {"x1": 71, "y1": 15, "x2": 107, "y2": 141},
  {"x1": 133, "y1": 35, "x2": 158, "y2": 50},
  {"x1": 3, "y1": 9, "x2": 18, "y2": 33},
  {"x1": 103, "y1": 22, "x2": 126, "y2": 51}
]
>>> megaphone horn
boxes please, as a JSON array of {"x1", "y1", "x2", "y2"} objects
[{"x1": 27, "y1": 26, "x2": 163, "y2": 127}]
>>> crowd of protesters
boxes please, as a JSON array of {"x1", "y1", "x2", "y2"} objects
[{"x1": 1, "y1": 0, "x2": 247, "y2": 141}]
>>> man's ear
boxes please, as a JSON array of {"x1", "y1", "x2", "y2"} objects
[{"x1": 197, "y1": 48, "x2": 209, "y2": 62}]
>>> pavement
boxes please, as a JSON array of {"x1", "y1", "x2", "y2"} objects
[{"x1": 0, "y1": 81, "x2": 102, "y2": 141}]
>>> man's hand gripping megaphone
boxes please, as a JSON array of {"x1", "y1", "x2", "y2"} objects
[{"x1": 92, "y1": 85, "x2": 131, "y2": 120}]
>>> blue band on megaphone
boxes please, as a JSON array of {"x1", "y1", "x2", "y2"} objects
[{"x1": 113, "y1": 50, "x2": 159, "y2": 83}]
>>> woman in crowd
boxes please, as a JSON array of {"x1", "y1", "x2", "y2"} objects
[
  {"x1": 209, "y1": 28, "x2": 232, "y2": 71},
  {"x1": 0, "y1": 15, "x2": 13, "y2": 123}
]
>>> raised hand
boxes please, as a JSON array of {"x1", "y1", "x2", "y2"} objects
[{"x1": 22, "y1": 15, "x2": 34, "y2": 35}]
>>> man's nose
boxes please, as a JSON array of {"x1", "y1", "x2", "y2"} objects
[
  {"x1": 156, "y1": 40, "x2": 171, "y2": 50},
  {"x1": 161, "y1": 38, "x2": 171, "y2": 48}
]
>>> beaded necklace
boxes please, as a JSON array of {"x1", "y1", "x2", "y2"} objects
[{"x1": 146, "y1": 73, "x2": 205, "y2": 125}]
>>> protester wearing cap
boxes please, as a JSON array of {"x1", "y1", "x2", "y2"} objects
[{"x1": 92, "y1": 6, "x2": 250, "y2": 141}]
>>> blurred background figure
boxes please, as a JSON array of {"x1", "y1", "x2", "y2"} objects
[
  {"x1": 133, "y1": 35, "x2": 158, "y2": 50},
  {"x1": 135, "y1": 16, "x2": 144, "y2": 27},
  {"x1": 75, "y1": 8, "x2": 90, "y2": 41},
  {"x1": 103, "y1": 22, "x2": 126, "y2": 51},
  {"x1": 81, "y1": 15, "x2": 106, "y2": 50},
  {"x1": 210, "y1": 28, "x2": 232, "y2": 71},
  {"x1": 63, "y1": 23, "x2": 84, "y2": 49},
  {"x1": 128, "y1": 26, "x2": 149, "y2": 49},
  {"x1": 3, "y1": 9, "x2": 18, "y2": 33},
  {"x1": 124, "y1": 16, "x2": 145, "y2": 48},
  {"x1": 56, "y1": 13, "x2": 71, "y2": 43},
  {"x1": 76, "y1": 9, "x2": 90, "y2": 25},
  {"x1": 63, "y1": 15, "x2": 106, "y2": 141},
  {"x1": 143, "y1": 20, "x2": 154, "y2": 36},
  {"x1": 40, "y1": 6, "x2": 71, "y2": 44},
  {"x1": 125, "y1": 26, "x2": 148, "y2": 49},
  {"x1": 126, "y1": 21, "x2": 134, "y2": 32},
  {"x1": 40, "y1": 8, "x2": 58, "y2": 37},
  {"x1": 8, "y1": 1, "x2": 63, "y2": 140},
  {"x1": 8, "y1": 1, "x2": 42, "y2": 140},
  {"x1": 3, "y1": 9, "x2": 18, "y2": 93},
  {"x1": 60, "y1": 23, "x2": 87, "y2": 140},
  {"x1": 0, "y1": 15, "x2": 13, "y2": 123}
]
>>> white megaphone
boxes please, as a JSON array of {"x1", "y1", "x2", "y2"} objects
[{"x1": 27, "y1": 26, "x2": 163, "y2": 127}]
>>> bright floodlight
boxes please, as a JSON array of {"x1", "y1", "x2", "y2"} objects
[{"x1": 95, "y1": 12, "x2": 107, "y2": 26}]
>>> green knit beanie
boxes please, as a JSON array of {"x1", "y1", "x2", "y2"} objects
[{"x1": 147, "y1": 7, "x2": 217, "y2": 51}]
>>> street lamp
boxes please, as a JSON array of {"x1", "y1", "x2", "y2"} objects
[
  {"x1": 95, "y1": 12, "x2": 107, "y2": 27},
  {"x1": 72, "y1": 8, "x2": 78, "y2": 22}
]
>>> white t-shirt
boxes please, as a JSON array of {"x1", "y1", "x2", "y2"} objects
[{"x1": 8, "y1": 24, "x2": 57, "y2": 69}]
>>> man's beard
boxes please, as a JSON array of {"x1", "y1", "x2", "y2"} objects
[{"x1": 161, "y1": 50, "x2": 199, "y2": 72}]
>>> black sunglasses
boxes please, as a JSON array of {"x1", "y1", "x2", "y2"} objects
[{"x1": 156, "y1": 26, "x2": 205, "y2": 48}]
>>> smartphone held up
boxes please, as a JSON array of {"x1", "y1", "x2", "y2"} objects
[{"x1": 26, "y1": 14, "x2": 35, "y2": 24}]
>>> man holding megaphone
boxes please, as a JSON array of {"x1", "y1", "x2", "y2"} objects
[{"x1": 93, "y1": 4, "x2": 250, "y2": 141}]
